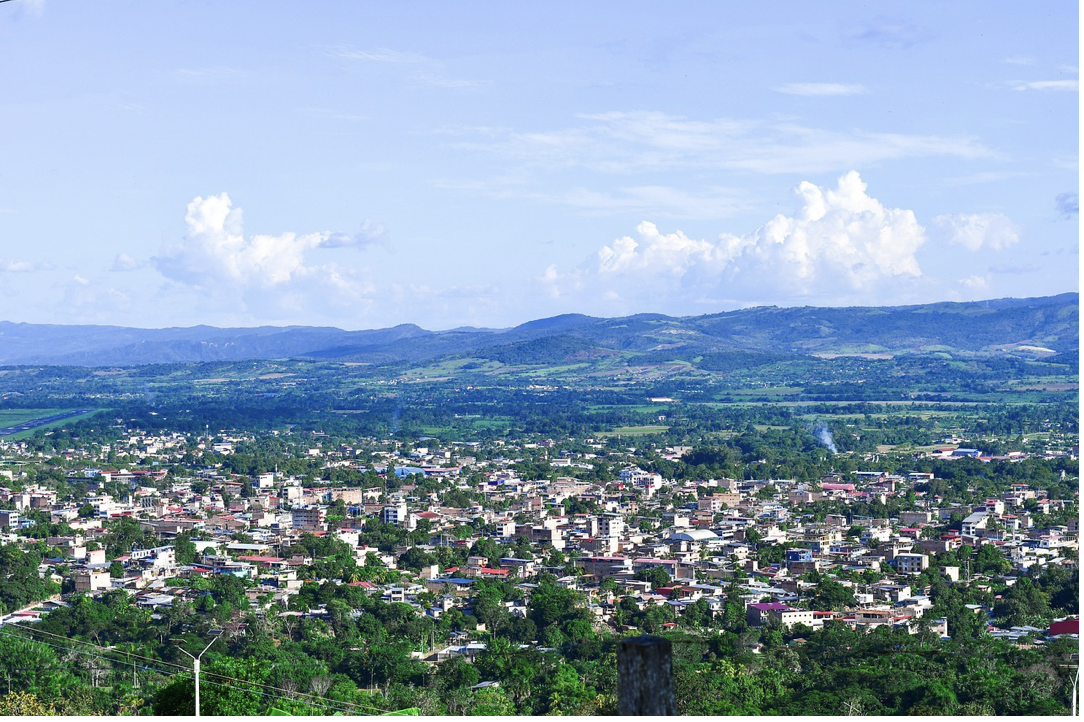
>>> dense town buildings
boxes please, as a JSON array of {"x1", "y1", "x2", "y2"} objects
[{"x1": 0, "y1": 424, "x2": 1076, "y2": 654}]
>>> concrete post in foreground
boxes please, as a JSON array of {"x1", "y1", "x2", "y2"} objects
[
  {"x1": 617, "y1": 635, "x2": 676, "y2": 715},
  {"x1": 193, "y1": 657, "x2": 201, "y2": 717}
]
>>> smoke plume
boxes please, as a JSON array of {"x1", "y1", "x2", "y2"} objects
[
  {"x1": 814, "y1": 422, "x2": 838, "y2": 454},
  {"x1": 389, "y1": 398, "x2": 401, "y2": 434}
]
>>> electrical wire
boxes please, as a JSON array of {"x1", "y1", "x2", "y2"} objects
[
  {"x1": 9, "y1": 625, "x2": 191, "y2": 672},
  {"x1": 198, "y1": 676, "x2": 380, "y2": 716},
  {"x1": 0, "y1": 627, "x2": 182, "y2": 679},
  {"x1": 0, "y1": 630, "x2": 378, "y2": 715},
  {"x1": 197, "y1": 667, "x2": 392, "y2": 715},
  {"x1": 0, "y1": 628, "x2": 381, "y2": 715},
  {"x1": 1, "y1": 624, "x2": 390, "y2": 714}
]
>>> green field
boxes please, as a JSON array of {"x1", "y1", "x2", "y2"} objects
[
  {"x1": 598, "y1": 425, "x2": 670, "y2": 437},
  {"x1": 0, "y1": 409, "x2": 73, "y2": 426},
  {"x1": 0, "y1": 408, "x2": 104, "y2": 439}
]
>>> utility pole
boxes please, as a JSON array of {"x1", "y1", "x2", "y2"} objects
[
  {"x1": 1060, "y1": 655, "x2": 1079, "y2": 717},
  {"x1": 1073, "y1": 668, "x2": 1079, "y2": 718},
  {"x1": 173, "y1": 633, "x2": 220, "y2": 716}
]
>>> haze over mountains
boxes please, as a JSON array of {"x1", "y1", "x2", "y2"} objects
[{"x1": 0, "y1": 293, "x2": 1076, "y2": 367}]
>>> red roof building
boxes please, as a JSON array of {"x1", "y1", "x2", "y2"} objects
[{"x1": 1050, "y1": 618, "x2": 1078, "y2": 636}]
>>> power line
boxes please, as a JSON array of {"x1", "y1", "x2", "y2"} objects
[
  {"x1": 0, "y1": 627, "x2": 181, "y2": 679},
  {"x1": 0, "y1": 628, "x2": 380, "y2": 715},
  {"x1": 2, "y1": 624, "x2": 390, "y2": 715},
  {"x1": 7, "y1": 625, "x2": 190, "y2": 672},
  {"x1": 199, "y1": 667, "x2": 391, "y2": 714},
  {"x1": 198, "y1": 676, "x2": 381, "y2": 716}
]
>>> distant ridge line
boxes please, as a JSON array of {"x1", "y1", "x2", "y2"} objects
[{"x1": 0, "y1": 292, "x2": 1075, "y2": 367}]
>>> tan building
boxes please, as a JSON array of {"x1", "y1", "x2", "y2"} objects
[
  {"x1": 74, "y1": 569, "x2": 112, "y2": 593},
  {"x1": 698, "y1": 493, "x2": 741, "y2": 513}
]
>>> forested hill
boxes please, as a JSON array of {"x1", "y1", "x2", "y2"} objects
[{"x1": 0, "y1": 293, "x2": 1075, "y2": 366}]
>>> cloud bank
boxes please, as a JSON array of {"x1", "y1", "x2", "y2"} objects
[
  {"x1": 155, "y1": 193, "x2": 380, "y2": 289},
  {"x1": 152, "y1": 193, "x2": 381, "y2": 320},
  {"x1": 931, "y1": 212, "x2": 1020, "y2": 251},
  {"x1": 543, "y1": 171, "x2": 929, "y2": 308}
]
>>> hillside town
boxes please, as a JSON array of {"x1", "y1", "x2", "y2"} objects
[{"x1": 1, "y1": 425, "x2": 1077, "y2": 656}]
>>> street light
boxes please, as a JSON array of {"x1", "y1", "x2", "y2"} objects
[{"x1": 173, "y1": 631, "x2": 221, "y2": 717}]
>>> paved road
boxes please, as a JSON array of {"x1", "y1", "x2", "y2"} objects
[{"x1": 0, "y1": 409, "x2": 92, "y2": 437}]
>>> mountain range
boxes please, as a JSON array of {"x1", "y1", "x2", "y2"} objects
[{"x1": 0, "y1": 293, "x2": 1076, "y2": 367}]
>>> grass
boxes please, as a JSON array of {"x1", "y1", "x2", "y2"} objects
[
  {"x1": 586, "y1": 404, "x2": 671, "y2": 413},
  {"x1": 598, "y1": 425, "x2": 670, "y2": 437},
  {"x1": 722, "y1": 387, "x2": 803, "y2": 396},
  {"x1": 515, "y1": 363, "x2": 591, "y2": 377},
  {"x1": 415, "y1": 417, "x2": 513, "y2": 436},
  {"x1": 6, "y1": 409, "x2": 104, "y2": 439},
  {"x1": 0, "y1": 409, "x2": 73, "y2": 426},
  {"x1": 402, "y1": 358, "x2": 504, "y2": 379}
]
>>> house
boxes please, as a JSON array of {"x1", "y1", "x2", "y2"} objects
[
  {"x1": 893, "y1": 553, "x2": 929, "y2": 575},
  {"x1": 0, "y1": 510, "x2": 19, "y2": 529},
  {"x1": 900, "y1": 511, "x2": 933, "y2": 527},
  {"x1": 1049, "y1": 618, "x2": 1078, "y2": 637},
  {"x1": 74, "y1": 569, "x2": 112, "y2": 593},
  {"x1": 746, "y1": 602, "x2": 815, "y2": 629},
  {"x1": 961, "y1": 513, "x2": 988, "y2": 537},
  {"x1": 853, "y1": 608, "x2": 894, "y2": 630}
]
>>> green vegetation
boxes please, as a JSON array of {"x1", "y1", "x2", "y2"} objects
[
  {"x1": 0, "y1": 295, "x2": 1074, "y2": 716},
  {"x1": 0, "y1": 567, "x2": 1076, "y2": 715}
]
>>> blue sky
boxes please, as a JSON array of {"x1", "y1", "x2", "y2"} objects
[{"x1": 0, "y1": 1, "x2": 1077, "y2": 329}]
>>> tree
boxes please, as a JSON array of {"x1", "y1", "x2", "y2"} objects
[
  {"x1": 634, "y1": 565, "x2": 671, "y2": 590},
  {"x1": 993, "y1": 576, "x2": 1051, "y2": 627},
  {"x1": 174, "y1": 532, "x2": 198, "y2": 565},
  {"x1": 468, "y1": 688, "x2": 516, "y2": 716},
  {"x1": 208, "y1": 574, "x2": 249, "y2": 608},
  {"x1": 973, "y1": 543, "x2": 1011, "y2": 575},
  {"x1": 808, "y1": 577, "x2": 856, "y2": 611},
  {"x1": 0, "y1": 691, "x2": 54, "y2": 715},
  {"x1": 547, "y1": 662, "x2": 597, "y2": 715}
]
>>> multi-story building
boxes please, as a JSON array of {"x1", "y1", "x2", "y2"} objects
[
  {"x1": 291, "y1": 505, "x2": 327, "y2": 530},
  {"x1": 699, "y1": 493, "x2": 742, "y2": 512},
  {"x1": 900, "y1": 510, "x2": 933, "y2": 527},
  {"x1": 0, "y1": 510, "x2": 19, "y2": 529},
  {"x1": 381, "y1": 501, "x2": 409, "y2": 526},
  {"x1": 73, "y1": 569, "x2": 111, "y2": 593},
  {"x1": 599, "y1": 514, "x2": 624, "y2": 539},
  {"x1": 893, "y1": 553, "x2": 930, "y2": 574},
  {"x1": 746, "y1": 602, "x2": 816, "y2": 629}
]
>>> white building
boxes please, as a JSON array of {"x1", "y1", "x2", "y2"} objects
[
  {"x1": 381, "y1": 501, "x2": 409, "y2": 526},
  {"x1": 894, "y1": 553, "x2": 930, "y2": 574}
]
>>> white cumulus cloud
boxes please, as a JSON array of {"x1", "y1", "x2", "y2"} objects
[
  {"x1": 150, "y1": 193, "x2": 385, "y2": 322},
  {"x1": 958, "y1": 274, "x2": 989, "y2": 289},
  {"x1": 154, "y1": 193, "x2": 380, "y2": 289},
  {"x1": 110, "y1": 253, "x2": 144, "y2": 272},
  {"x1": 931, "y1": 212, "x2": 1020, "y2": 251},
  {"x1": 543, "y1": 171, "x2": 928, "y2": 309}
]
